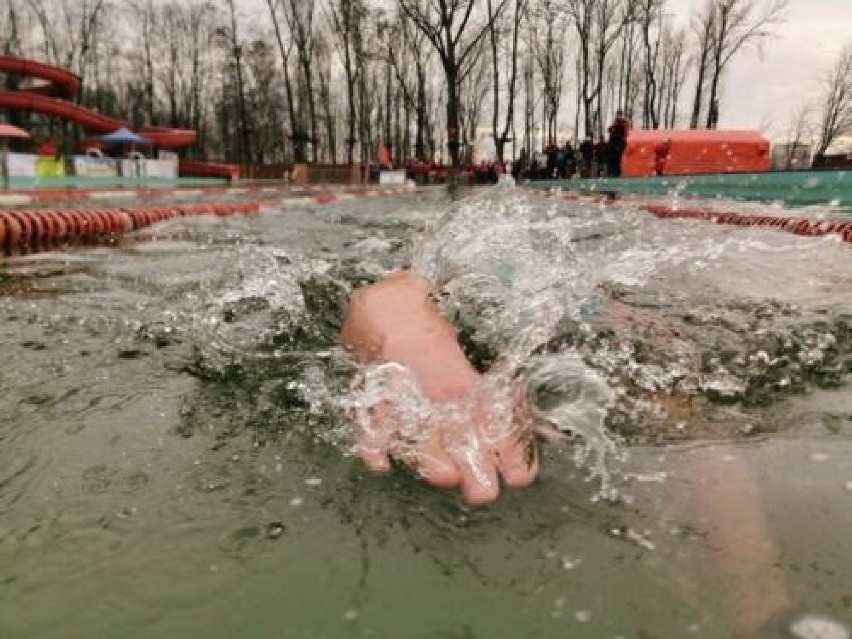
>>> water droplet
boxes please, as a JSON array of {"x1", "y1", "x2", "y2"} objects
[
  {"x1": 789, "y1": 614, "x2": 850, "y2": 639},
  {"x1": 575, "y1": 610, "x2": 592, "y2": 623},
  {"x1": 344, "y1": 610, "x2": 359, "y2": 621},
  {"x1": 811, "y1": 452, "x2": 829, "y2": 463}
]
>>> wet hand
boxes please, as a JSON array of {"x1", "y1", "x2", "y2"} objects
[{"x1": 341, "y1": 271, "x2": 541, "y2": 505}]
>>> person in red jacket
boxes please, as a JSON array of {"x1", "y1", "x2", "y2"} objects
[{"x1": 606, "y1": 109, "x2": 631, "y2": 177}]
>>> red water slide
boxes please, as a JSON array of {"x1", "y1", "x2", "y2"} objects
[
  {"x1": 0, "y1": 55, "x2": 197, "y2": 149},
  {"x1": 0, "y1": 55, "x2": 237, "y2": 177}
]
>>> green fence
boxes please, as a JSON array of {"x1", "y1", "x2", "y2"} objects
[{"x1": 523, "y1": 170, "x2": 852, "y2": 208}]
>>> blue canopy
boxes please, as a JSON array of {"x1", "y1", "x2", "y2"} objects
[{"x1": 100, "y1": 127, "x2": 149, "y2": 145}]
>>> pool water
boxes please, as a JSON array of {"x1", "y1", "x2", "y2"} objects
[{"x1": 1, "y1": 187, "x2": 850, "y2": 638}]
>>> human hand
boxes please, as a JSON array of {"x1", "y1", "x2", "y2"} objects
[{"x1": 341, "y1": 271, "x2": 540, "y2": 505}]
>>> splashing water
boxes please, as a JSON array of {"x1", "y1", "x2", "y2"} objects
[{"x1": 331, "y1": 182, "x2": 738, "y2": 495}]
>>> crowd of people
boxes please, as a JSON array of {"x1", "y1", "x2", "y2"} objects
[
  {"x1": 512, "y1": 110, "x2": 631, "y2": 181},
  {"x1": 403, "y1": 110, "x2": 637, "y2": 185}
]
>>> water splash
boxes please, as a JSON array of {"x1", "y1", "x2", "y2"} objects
[{"x1": 338, "y1": 182, "x2": 735, "y2": 495}]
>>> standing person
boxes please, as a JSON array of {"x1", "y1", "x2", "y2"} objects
[
  {"x1": 594, "y1": 137, "x2": 608, "y2": 178},
  {"x1": 562, "y1": 141, "x2": 575, "y2": 179},
  {"x1": 607, "y1": 109, "x2": 630, "y2": 178},
  {"x1": 579, "y1": 136, "x2": 594, "y2": 178},
  {"x1": 654, "y1": 138, "x2": 672, "y2": 176}
]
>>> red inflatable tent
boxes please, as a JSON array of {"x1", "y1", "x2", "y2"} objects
[{"x1": 622, "y1": 129, "x2": 771, "y2": 177}]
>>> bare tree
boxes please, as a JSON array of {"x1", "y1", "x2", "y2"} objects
[
  {"x1": 531, "y1": 0, "x2": 569, "y2": 146},
  {"x1": 327, "y1": 0, "x2": 365, "y2": 163},
  {"x1": 459, "y1": 41, "x2": 490, "y2": 161},
  {"x1": 314, "y1": 35, "x2": 337, "y2": 163},
  {"x1": 264, "y1": 0, "x2": 304, "y2": 162},
  {"x1": 814, "y1": 44, "x2": 852, "y2": 160},
  {"x1": 398, "y1": 0, "x2": 507, "y2": 166},
  {"x1": 567, "y1": 0, "x2": 628, "y2": 138},
  {"x1": 25, "y1": 0, "x2": 108, "y2": 95},
  {"x1": 486, "y1": 0, "x2": 527, "y2": 162},
  {"x1": 689, "y1": 1, "x2": 716, "y2": 128},
  {"x1": 1, "y1": 1, "x2": 25, "y2": 56},
  {"x1": 387, "y1": 11, "x2": 434, "y2": 161},
  {"x1": 637, "y1": 0, "x2": 664, "y2": 128},
  {"x1": 282, "y1": 0, "x2": 319, "y2": 162},
  {"x1": 779, "y1": 103, "x2": 813, "y2": 169},
  {"x1": 659, "y1": 26, "x2": 689, "y2": 127},
  {"x1": 221, "y1": 0, "x2": 250, "y2": 164},
  {"x1": 691, "y1": 0, "x2": 787, "y2": 129}
]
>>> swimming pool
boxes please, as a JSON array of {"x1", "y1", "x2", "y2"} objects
[{"x1": 1, "y1": 186, "x2": 850, "y2": 638}]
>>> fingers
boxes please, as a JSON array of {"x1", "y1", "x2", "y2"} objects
[
  {"x1": 442, "y1": 427, "x2": 501, "y2": 506},
  {"x1": 353, "y1": 400, "x2": 541, "y2": 505},
  {"x1": 410, "y1": 433, "x2": 462, "y2": 489},
  {"x1": 496, "y1": 433, "x2": 540, "y2": 488},
  {"x1": 355, "y1": 401, "x2": 392, "y2": 473}
]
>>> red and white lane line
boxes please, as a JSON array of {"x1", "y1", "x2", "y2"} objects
[
  {"x1": 527, "y1": 188, "x2": 852, "y2": 244},
  {"x1": 0, "y1": 182, "x2": 415, "y2": 207},
  {"x1": 0, "y1": 184, "x2": 418, "y2": 253}
]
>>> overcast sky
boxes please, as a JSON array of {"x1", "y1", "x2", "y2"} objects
[{"x1": 668, "y1": 0, "x2": 852, "y2": 135}]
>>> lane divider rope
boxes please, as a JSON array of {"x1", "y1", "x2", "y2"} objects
[
  {"x1": 0, "y1": 185, "x2": 414, "y2": 254},
  {"x1": 531, "y1": 189, "x2": 852, "y2": 244}
]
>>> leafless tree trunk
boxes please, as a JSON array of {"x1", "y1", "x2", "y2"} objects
[
  {"x1": 781, "y1": 103, "x2": 813, "y2": 169},
  {"x1": 460, "y1": 43, "x2": 490, "y2": 162},
  {"x1": 283, "y1": 0, "x2": 318, "y2": 162},
  {"x1": 327, "y1": 0, "x2": 364, "y2": 164},
  {"x1": 1, "y1": 1, "x2": 24, "y2": 56},
  {"x1": 223, "y1": 0, "x2": 250, "y2": 165},
  {"x1": 315, "y1": 37, "x2": 336, "y2": 163},
  {"x1": 689, "y1": 2, "x2": 715, "y2": 129},
  {"x1": 522, "y1": 53, "x2": 536, "y2": 154},
  {"x1": 638, "y1": 0, "x2": 663, "y2": 128},
  {"x1": 531, "y1": 0, "x2": 568, "y2": 146},
  {"x1": 703, "y1": 0, "x2": 788, "y2": 129},
  {"x1": 814, "y1": 44, "x2": 852, "y2": 159},
  {"x1": 265, "y1": 0, "x2": 304, "y2": 162},
  {"x1": 398, "y1": 0, "x2": 507, "y2": 166},
  {"x1": 487, "y1": 0, "x2": 527, "y2": 162}
]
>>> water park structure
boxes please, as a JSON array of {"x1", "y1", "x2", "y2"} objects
[{"x1": 0, "y1": 55, "x2": 238, "y2": 180}]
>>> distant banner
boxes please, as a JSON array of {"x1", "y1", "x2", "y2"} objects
[
  {"x1": 35, "y1": 157, "x2": 65, "y2": 178},
  {"x1": 146, "y1": 159, "x2": 177, "y2": 179},
  {"x1": 379, "y1": 170, "x2": 406, "y2": 185},
  {"x1": 119, "y1": 159, "x2": 177, "y2": 179},
  {"x1": 120, "y1": 159, "x2": 143, "y2": 178},
  {"x1": 6, "y1": 153, "x2": 37, "y2": 178},
  {"x1": 73, "y1": 156, "x2": 118, "y2": 178}
]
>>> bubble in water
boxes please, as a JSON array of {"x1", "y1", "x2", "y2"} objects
[
  {"x1": 575, "y1": 610, "x2": 592, "y2": 623},
  {"x1": 789, "y1": 615, "x2": 850, "y2": 639}
]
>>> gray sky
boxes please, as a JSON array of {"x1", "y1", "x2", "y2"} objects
[{"x1": 669, "y1": 0, "x2": 852, "y2": 135}]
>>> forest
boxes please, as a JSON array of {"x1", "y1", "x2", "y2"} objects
[{"x1": 1, "y1": 0, "x2": 849, "y2": 167}]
